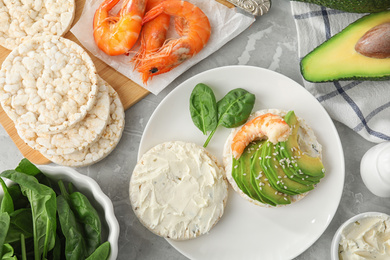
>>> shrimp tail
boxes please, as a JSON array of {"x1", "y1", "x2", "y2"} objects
[{"x1": 231, "y1": 113, "x2": 291, "y2": 159}]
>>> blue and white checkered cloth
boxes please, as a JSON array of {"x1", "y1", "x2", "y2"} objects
[{"x1": 291, "y1": 2, "x2": 390, "y2": 143}]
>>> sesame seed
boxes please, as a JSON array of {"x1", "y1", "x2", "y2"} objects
[
  {"x1": 278, "y1": 176, "x2": 282, "y2": 179},
  {"x1": 277, "y1": 181, "x2": 280, "y2": 184},
  {"x1": 264, "y1": 178, "x2": 268, "y2": 181},
  {"x1": 275, "y1": 191, "x2": 277, "y2": 195},
  {"x1": 284, "y1": 197, "x2": 288, "y2": 201},
  {"x1": 284, "y1": 186, "x2": 287, "y2": 189},
  {"x1": 234, "y1": 165, "x2": 238, "y2": 169},
  {"x1": 243, "y1": 173, "x2": 247, "y2": 176},
  {"x1": 275, "y1": 165, "x2": 278, "y2": 168},
  {"x1": 259, "y1": 187, "x2": 262, "y2": 190}
]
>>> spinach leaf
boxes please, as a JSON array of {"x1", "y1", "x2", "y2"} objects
[
  {"x1": 190, "y1": 83, "x2": 218, "y2": 135},
  {"x1": 0, "y1": 178, "x2": 14, "y2": 214},
  {"x1": 85, "y1": 241, "x2": 110, "y2": 260},
  {"x1": 7, "y1": 185, "x2": 29, "y2": 211},
  {"x1": 0, "y1": 212, "x2": 10, "y2": 257},
  {"x1": 69, "y1": 192, "x2": 101, "y2": 256},
  {"x1": 1, "y1": 244, "x2": 16, "y2": 260},
  {"x1": 57, "y1": 195, "x2": 87, "y2": 260},
  {"x1": 203, "y1": 88, "x2": 255, "y2": 147},
  {"x1": 15, "y1": 159, "x2": 40, "y2": 176},
  {"x1": 5, "y1": 209, "x2": 33, "y2": 244},
  {"x1": 0, "y1": 170, "x2": 56, "y2": 260}
]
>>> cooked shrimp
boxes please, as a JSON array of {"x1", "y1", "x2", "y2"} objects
[
  {"x1": 231, "y1": 113, "x2": 291, "y2": 159},
  {"x1": 132, "y1": 0, "x2": 170, "y2": 68},
  {"x1": 93, "y1": 0, "x2": 147, "y2": 56},
  {"x1": 137, "y1": 0, "x2": 211, "y2": 83}
]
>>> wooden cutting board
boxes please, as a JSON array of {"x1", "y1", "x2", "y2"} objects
[{"x1": 0, "y1": 0, "x2": 234, "y2": 165}]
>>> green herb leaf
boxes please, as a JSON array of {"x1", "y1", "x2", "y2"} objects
[
  {"x1": 0, "y1": 178, "x2": 14, "y2": 214},
  {"x1": 69, "y1": 192, "x2": 101, "y2": 256},
  {"x1": 57, "y1": 195, "x2": 87, "y2": 260},
  {"x1": 85, "y1": 241, "x2": 110, "y2": 260},
  {"x1": 216, "y1": 88, "x2": 256, "y2": 128},
  {"x1": 15, "y1": 159, "x2": 40, "y2": 176},
  {"x1": 0, "y1": 212, "x2": 10, "y2": 257},
  {"x1": 189, "y1": 83, "x2": 218, "y2": 135},
  {"x1": 203, "y1": 88, "x2": 255, "y2": 147},
  {"x1": 1, "y1": 244, "x2": 17, "y2": 260},
  {"x1": 0, "y1": 170, "x2": 56, "y2": 260},
  {"x1": 5, "y1": 209, "x2": 33, "y2": 244}
]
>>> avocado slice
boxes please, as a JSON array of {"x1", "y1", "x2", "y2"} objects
[
  {"x1": 250, "y1": 144, "x2": 291, "y2": 206},
  {"x1": 292, "y1": 0, "x2": 390, "y2": 13},
  {"x1": 233, "y1": 141, "x2": 265, "y2": 203},
  {"x1": 261, "y1": 141, "x2": 314, "y2": 195},
  {"x1": 275, "y1": 142, "x2": 321, "y2": 186},
  {"x1": 282, "y1": 111, "x2": 325, "y2": 178},
  {"x1": 300, "y1": 11, "x2": 390, "y2": 82}
]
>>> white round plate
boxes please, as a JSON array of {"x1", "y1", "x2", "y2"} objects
[{"x1": 139, "y1": 65, "x2": 345, "y2": 260}]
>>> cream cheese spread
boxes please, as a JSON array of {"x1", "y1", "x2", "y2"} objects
[
  {"x1": 339, "y1": 215, "x2": 390, "y2": 260},
  {"x1": 130, "y1": 141, "x2": 228, "y2": 240}
]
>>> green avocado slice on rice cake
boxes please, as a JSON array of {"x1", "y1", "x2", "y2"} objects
[{"x1": 223, "y1": 109, "x2": 325, "y2": 208}]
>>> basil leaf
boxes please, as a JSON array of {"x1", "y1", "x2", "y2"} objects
[
  {"x1": 0, "y1": 170, "x2": 56, "y2": 260},
  {"x1": 57, "y1": 195, "x2": 87, "y2": 260},
  {"x1": 189, "y1": 83, "x2": 218, "y2": 135},
  {"x1": 86, "y1": 241, "x2": 110, "y2": 260},
  {"x1": 0, "y1": 178, "x2": 14, "y2": 214},
  {"x1": 216, "y1": 88, "x2": 256, "y2": 128},
  {"x1": 0, "y1": 212, "x2": 10, "y2": 257}
]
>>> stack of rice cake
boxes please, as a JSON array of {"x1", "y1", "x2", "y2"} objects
[{"x1": 0, "y1": 36, "x2": 125, "y2": 167}]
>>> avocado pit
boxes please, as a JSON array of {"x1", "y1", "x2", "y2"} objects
[{"x1": 355, "y1": 22, "x2": 390, "y2": 59}]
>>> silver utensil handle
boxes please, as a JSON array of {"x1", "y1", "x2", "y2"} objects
[{"x1": 225, "y1": 0, "x2": 271, "y2": 16}]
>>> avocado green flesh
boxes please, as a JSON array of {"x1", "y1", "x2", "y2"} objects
[
  {"x1": 293, "y1": 0, "x2": 390, "y2": 13},
  {"x1": 283, "y1": 111, "x2": 325, "y2": 178},
  {"x1": 300, "y1": 11, "x2": 390, "y2": 82},
  {"x1": 251, "y1": 147, "x2": 290, "y2": 206},
  {"x1": 237, "y1": 142, "x2": 265, "y2": 202},
  {"x1": 263, "y1": 141, "x2": 315, "y2": 195},
  {"x1": 275, "y1": 143, "x2": 320, "y2": 185}
]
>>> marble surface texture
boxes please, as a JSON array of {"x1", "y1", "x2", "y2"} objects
[{"x1": 1, "y1": 0, "x2": 389, "y2": 259}]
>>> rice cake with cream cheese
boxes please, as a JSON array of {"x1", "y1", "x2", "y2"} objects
[
  {"x1": 223, "y1": 109, "x2": 323, "y2": 208},
  {"x1": 17, "y1": 76, "x2": 110, "y2": 156},
  {"x1": 0, "y1": 36, "x2": 98, "y2": 134},
  {"x1": 0, "y1": 0, "x2": 76, "y2": 50},
  {"x1": 129, "y1": 141, "x2": 229, "y2": 240},
  {"x1": 43, "y1": 84, "x2": 124, "y2": 167}
]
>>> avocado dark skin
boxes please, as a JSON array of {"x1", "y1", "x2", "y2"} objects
[{"x1": 292, "y1": 0, "x2": 390, "y2": 13}]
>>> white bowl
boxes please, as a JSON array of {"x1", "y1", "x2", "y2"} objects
[
  {"x1": 330, "y1": 212, "x2": 390, "y2": 260},
  {"x1": 0, "y1": 165, "x2": 119, "y2": 260}
]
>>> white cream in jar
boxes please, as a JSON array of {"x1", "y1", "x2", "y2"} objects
[{"x1": 339, "y1": 215, "x2": 390, "y2": 260}]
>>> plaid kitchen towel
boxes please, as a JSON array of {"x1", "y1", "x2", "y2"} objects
[{"x1": 290, "y1": 1, "x2": 390, "y2": 143}]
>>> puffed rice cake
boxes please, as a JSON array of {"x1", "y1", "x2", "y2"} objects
[
  {"x1": 0, "y1": 36, "x2": 98, "y2": 134},
  {"x1": 44, "y1": 83, "x2": 125, "y2": 167},
  {"x1": 223, "y1": 109, "x2": 323, "y2": 208},
  {"x1": 17, "y1": 76, "x2": 111, "y2": 156},
  {"x1": 0, "y1": 0, "x2": 76, "y2": 50},
  {"x1": 130, "y1": 141, "x2": 229, "y2": 240}
]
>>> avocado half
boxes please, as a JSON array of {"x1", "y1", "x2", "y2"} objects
[
  {"x1": 293, "y1": 0, "x2": 390, "y2": 13},
  {"x1": 300, "y1": 11, "x2": 390, "y2": 82}
]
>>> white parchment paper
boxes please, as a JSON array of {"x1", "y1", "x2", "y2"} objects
[{"x1": 71, "y1": 0, "x2": 254, "y2": 94}]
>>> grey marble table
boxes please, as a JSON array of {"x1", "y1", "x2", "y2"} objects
[{"x1": 1, "y1": 0, "x2": 389, "y2": 259}]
